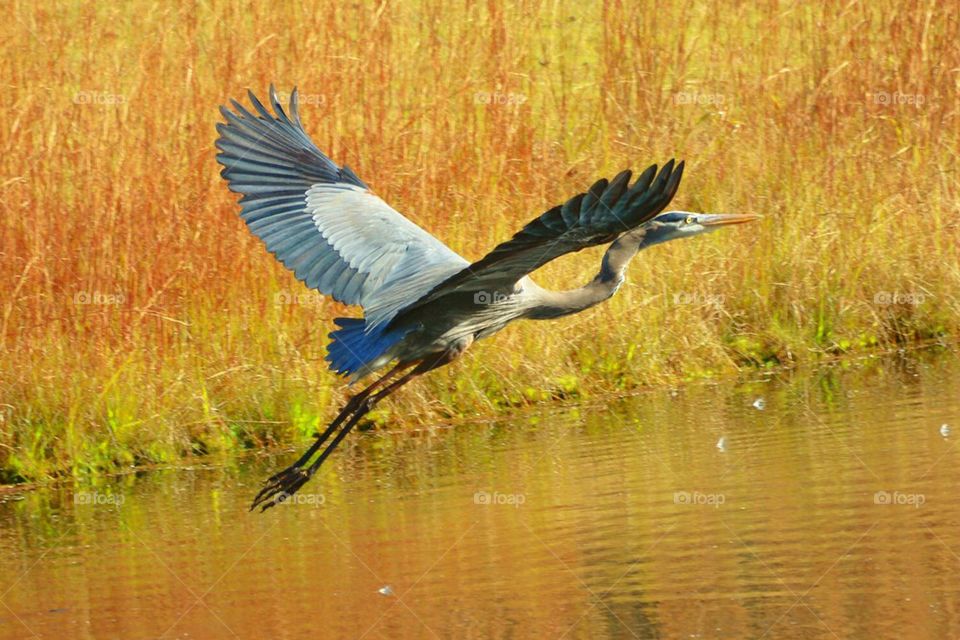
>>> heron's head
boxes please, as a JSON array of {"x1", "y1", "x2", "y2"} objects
[
  {"x1": 599, "y1": 210, "x2": 760, "y2": 283},
  {"x1": 637, "y1": 210, "x2": 760, "y2": 248}
]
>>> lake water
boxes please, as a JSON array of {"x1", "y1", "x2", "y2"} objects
[{"x1": 2, "y1": 351, "x2": 960, "y2": 639}]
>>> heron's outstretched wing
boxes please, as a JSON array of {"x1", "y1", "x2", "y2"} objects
[
  {"x1": 390, "y1": 160, "x2": 683, "y2": 323},
  {"x1": 216, "y1": 86, "x2": 469, "y2": 330}
]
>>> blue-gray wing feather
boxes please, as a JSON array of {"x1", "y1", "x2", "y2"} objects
[{"x1": 216, "y1": 86, "x2": 468, "y2": 329}]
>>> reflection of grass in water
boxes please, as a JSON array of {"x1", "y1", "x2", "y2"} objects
[{"x1": 1, "y1": 1, "x2": 958, "y2": 482}]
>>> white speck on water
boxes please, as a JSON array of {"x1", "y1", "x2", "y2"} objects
[
  {"x1": 378, "y1": 585, "x2": 395, "y2": 596},
  {"x1": 752, "y1": 398, "x2": 766, "y2": 410},
  {"x1": 940, "y1": 424, "x2": 951, "y2": 437},
  {"x1": 716, "y1": 437, "x2": 727, "y2": 452}
]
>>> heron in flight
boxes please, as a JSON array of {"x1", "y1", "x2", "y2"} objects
[{"x1": 215, "y1": 87, "x2": 758, "y2": 511}]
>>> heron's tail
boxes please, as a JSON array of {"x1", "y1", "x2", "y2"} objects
[{"x1": 326, "y1": 317, "x2": 407, "y2": 380}]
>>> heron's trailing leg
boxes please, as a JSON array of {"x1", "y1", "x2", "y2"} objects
[
  {"x1": 280, "y1": 361, "x2": 412, "y2": 473},
  {"x1": 251, "y1": 359, "x2": 434, "y2": 512},
  {"x1": 250, "y1": 361, "x2": 413, "y2": 512}
]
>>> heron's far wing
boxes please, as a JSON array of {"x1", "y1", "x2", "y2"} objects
[
  {"x1": 216, "y1": 86, "x2": 469, "y2": 329},
  {"x1": 389, "y1": 160, "x2": 684, "y2": 322}
]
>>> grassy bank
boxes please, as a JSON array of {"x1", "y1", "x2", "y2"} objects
[{"x1": 1, "y1": 0, "x2": 958, "y2": 483}]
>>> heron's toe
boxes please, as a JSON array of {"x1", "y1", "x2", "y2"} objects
[{"x1": 250, "y1": 467, "x2": 311, "y2": 512}]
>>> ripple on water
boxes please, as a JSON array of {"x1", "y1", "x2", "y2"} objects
[{"x1": 3, "y1": 354, "x2": 960, "y2": 639}]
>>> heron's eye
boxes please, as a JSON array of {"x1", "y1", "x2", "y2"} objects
[{"x1": 684, "y1": 215, "x2": 695, "y2": 225}]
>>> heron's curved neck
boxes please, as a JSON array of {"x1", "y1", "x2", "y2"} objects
[{"x1": 525, "y1": 234, "x2": 643, "y2": 320}]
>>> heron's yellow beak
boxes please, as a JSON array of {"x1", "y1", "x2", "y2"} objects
[{"x1": 698, "y1": 213, "x2": 761, "y2": 227}]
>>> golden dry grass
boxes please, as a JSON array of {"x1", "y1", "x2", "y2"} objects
[{"x1": 1, "y1": 0, "x2": 958, "y2": 481}]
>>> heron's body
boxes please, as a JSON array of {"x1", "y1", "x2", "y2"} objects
[
  {"x1": 215, "y1": 86, "x2": 757, "y2": 511},
  {"x1": 345, "y1": 274, "x2": 620, "y2": 380}
]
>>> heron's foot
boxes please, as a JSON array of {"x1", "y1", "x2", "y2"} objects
[{"x1": 250, "y1": 465, "x2": 312, "y2": 513}]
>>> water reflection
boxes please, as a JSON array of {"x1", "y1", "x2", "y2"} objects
[{"x1": 2, "y1": 351, "x2": 960, "y2": 639}]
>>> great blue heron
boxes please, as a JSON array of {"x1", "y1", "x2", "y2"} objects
[{"x1": 215, "y1": 87, "x2": 758, "y2": 511}]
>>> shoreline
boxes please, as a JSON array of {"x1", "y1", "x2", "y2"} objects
[{"x1": 3, "y1": 337, "x2": 953, "y2": 492}]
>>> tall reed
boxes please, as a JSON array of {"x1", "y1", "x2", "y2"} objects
[{"x1": 1, "y1": 0, "x2": 957, "y2": 481}]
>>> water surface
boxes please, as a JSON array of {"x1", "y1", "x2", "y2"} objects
[{"x1": 3, "y1": 352, "x2": 960, "y2": 639}]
